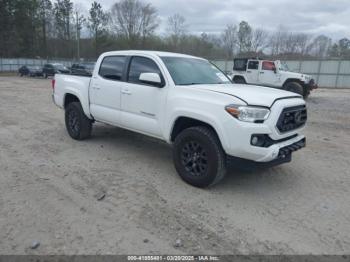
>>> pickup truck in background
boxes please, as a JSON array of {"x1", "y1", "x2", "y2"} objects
[
  {"x1": 43, "y1": 63, "x2": 70, "y2": 78},
  {"x1": 52, "y1": 51, "x2": 307, "y2": 187},
  {"x1": 71, "y1": 62, "x2": 96, "y2": 76},
  {"x1": 231, "y1": 58, "x2": 318, "y2": 98}
]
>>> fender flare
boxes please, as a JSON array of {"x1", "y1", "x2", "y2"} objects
[
  {"x1": 166, "y1": 111, "x2": 230, "y2": 154},
  {"x1": 63, "y1": 91, "x2": 93, "y2": 120}
]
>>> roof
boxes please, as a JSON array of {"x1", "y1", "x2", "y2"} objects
[{"x1": 100, "y1": 50, "x2": 203, "y2": 60}]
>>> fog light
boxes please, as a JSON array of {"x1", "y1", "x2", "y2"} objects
[
  {"x1": 251, "y1": 134, "x2": 266, "y2": 147},
  {"x1": 251, "y1": 136, "x2": 259, "y2": 145}
]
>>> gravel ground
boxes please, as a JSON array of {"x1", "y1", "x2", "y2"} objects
[{"x1": 0, "y1": 76, "x2": 349, "y2": 255}]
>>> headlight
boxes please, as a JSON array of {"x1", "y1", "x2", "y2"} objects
[
  {"x1": 225, "y1": 105, "x2": 270, "y2": 123},
  {"x1": 302, "y1": 75, "x2": 311, "y2": 82}
]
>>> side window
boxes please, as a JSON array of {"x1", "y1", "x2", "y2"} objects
[
  {"x1": 262, "y1": 61, "x2": 276, "y2": 71},
  {"x1": 128, "y1": 56, "x2": 162, "y2": 85},
  {"x1": 99, "y1": 56, "x2": 126, "y2": 81},
  {"x1": 248, "y1": 61, "x2": 259, "y2": 70}
]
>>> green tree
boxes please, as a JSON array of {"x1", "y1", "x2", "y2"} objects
[
  {"x1": 38, "y1": 0, "x2": 53, "y2": 58},
  {"x1": 54, "y1": 0, "x2": 73, "y2": 57},
  {"x1": 0, "y1": 0, "x2": 16, "y2": 56},
  {"x1": 54, "y1": 0, "x2": 73, "y2": 39},
  {"x1": 13, "y1": 0, "x2": 40, "y2": 57},
  {"x1": 339, "y1": 38, "x2": 350, "y2": 57},
  {"x1": 237, "y1": 21, "x2": 252, "y2": 53},
  {"x1": 87, "y1": 1, "x2": 108, "y2": 57}
]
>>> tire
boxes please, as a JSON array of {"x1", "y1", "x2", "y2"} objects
[
  {"x1": 173, "y1": 126, "x2": 227, "y2": 188},
  {"x1": 65, "y1": 102, "x2": 92, "y2": 140},
  {"x1": 233, "y1": 77, "x2": 246, "y2": 84},
  {"x1": 284, "y1": 82, "x2": 304, "y2": 96}
]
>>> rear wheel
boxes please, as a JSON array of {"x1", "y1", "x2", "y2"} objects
[
  {"x1": 173, "y1": 126, "x2": 227, "y2": 188},
  {"x1": 65, "y1": 102, "x2": 92, "y2": 140},
  {"x1": 284, "y1": 82, "x2": 304, "y2": 96}
]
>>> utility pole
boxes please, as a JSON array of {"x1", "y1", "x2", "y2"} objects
[{"x1": 76, "y1": 11, "x2": 80, "y2": 61}]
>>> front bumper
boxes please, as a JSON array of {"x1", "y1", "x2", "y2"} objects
[
  {"x1": 221, "y1": 98, "x2": 306, "y2": 163},
  {"x1": 306, "y1": 79, "x2": 318, "y2": 91},
  {"x1": 228, "y1": 137, "x2": 306, "y2": 170},
  {"x1": 248, "y1": 134, "x2": 305, "y2": 162}
]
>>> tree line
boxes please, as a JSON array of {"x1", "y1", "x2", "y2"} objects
[{"x1": 1, "y1": 0, "x2": 350, "y2": 60}]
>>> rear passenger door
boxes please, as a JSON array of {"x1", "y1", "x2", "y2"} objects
[
  {"x1": 89, "y1": 56, "x2": 127, "y2": 125},
  {"x1": 120, "y1": 56, "x2": 167, "y2": 138}
]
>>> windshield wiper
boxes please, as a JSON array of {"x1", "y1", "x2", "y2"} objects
[{"x1": 177, "y1": 83, "x2": 203, "y2": 86}]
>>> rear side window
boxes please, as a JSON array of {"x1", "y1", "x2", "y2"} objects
[
  {"x1": 233, "y1": 59, "x2": 247, "y2": 71},
  {"x1": 262, "y1": 61, "x2": 276, "y2": 71},
  {"x1": 248, "y1": 61, "x2": 259, "y2": 70},
  {"x1": 99, "y1": 56, "x2": 126, "y2": 80},
  {"x1": 128, "y1": 56, "x2": 162, "y2": 85}
]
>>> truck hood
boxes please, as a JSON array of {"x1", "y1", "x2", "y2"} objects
[
  {"x1": 194, "y1": 84, "x2": 302, "y2": 107},
  {"x1": 280, "y1": 71, "x2": 312, "y2": 82}
]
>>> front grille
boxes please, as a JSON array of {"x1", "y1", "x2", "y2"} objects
[{"x1": 276, "y1": 105, "x2": 307, "y2": 133}]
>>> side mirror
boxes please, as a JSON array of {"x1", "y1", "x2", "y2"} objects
[
  {"x1": 273, "y1": 67, "x2": 277, "y2": 74},
  {"x1": 139, "y1": 73, "x2": 163, "y2": 87}
]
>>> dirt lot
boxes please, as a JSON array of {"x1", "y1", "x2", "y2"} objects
[{"x1": 0, "y1": 76, "x2": 349, "y2": 255}]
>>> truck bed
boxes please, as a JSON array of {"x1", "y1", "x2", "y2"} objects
[{"x1": 53, "y1": 74, "x2": 92, "y2": 118}]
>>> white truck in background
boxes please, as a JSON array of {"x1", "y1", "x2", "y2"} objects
[
  {"x1": 231, "y1": 58, "x2": 318, "y2": 98},
  {"x1": 52, "y1": 50, "x2": 307, "y2": 187}
]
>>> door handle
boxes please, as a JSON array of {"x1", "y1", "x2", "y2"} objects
[
  {"x1": 93, "y1": 86, "x2": 101, "y2": 90},
  {"x1": 260, "y1": 72, "x2": 265, "y2": 74},
  {"x1": 121, "y1": 89, "x2": 132, "y2": 95},
  {"x1": 247, "y1": 71, "x2": 252, "y2": 73}
]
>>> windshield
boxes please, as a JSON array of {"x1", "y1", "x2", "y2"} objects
[
  {"x1": 53, "y1": 64, "x2": 68, "y2": 70},
  {"x1": 161, "y1": 57, "x2": 231, "y2": 86},
  {"x1": 279, "y1": 63, "x2": 289, "y2": 71}
]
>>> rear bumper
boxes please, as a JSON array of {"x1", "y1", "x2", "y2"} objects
[{"x1": 52, "y1": 93, "x2": 62, "y2": 108}]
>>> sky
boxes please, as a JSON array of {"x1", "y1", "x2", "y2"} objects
[{"x1": 72, "y1": 0, "x2": 350, "y2": 40}]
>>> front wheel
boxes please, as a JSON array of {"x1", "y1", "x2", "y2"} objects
[
  {"x1": 65, "y1": 102, "x2": 92, "y2": 140},
  {"x1": 233, "y1": 77, "x2": 246, "y2": 84},
  {"x1": 173, "y1": 126, "x2": 227, "y2": 188},
  {"x1": 284, "y1": 82, "x2": 304, "y2": 96}
]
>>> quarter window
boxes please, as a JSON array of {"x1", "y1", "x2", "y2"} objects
[
  {"x1": 99, "y1": 56, "x2": 126, "y2": 80},
  {"x1": 128, "y1": 56, "x2": 162, "y2": 86}
]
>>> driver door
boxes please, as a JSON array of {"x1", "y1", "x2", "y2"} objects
[
  {"x1": 120, "y1": 56, "x2": 167, "y2": 138},
  {"x1": 258, "y1": 61, "x2": 280, "y2": 87}
]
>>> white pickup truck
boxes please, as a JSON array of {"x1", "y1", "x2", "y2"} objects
[
  {"x1": 53, "y1": 50, "x2": 307, "y2": 187},
  {"x1": 231, "y1": 58, "x2": 318, "y2": 98}
]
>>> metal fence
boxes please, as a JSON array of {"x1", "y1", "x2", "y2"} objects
[
  {"x1": 0, "y1": 58, "x2": 74, "y2": 72},
  {"x1": 1, "y1": 57, "x2": 350, "y2": 88},
  {"x1": 211, "y1": 59, "x2": 350, "y2": 89}
]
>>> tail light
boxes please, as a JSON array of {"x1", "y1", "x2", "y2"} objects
[{"x1": 51, "y1": 79, "x2": 56, "y2": 91}]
